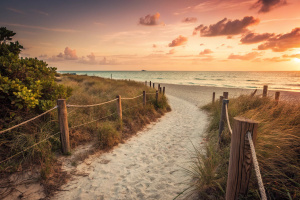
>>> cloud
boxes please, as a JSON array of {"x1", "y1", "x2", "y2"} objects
[
  {"x1": 182, "y1": 17, "x2": 197, "y2": 23},
  {"x1": 282, "y1": 54, "x2": 300, "y2": 58},
  {"x1": 251, "y1": 0, "x2": 287, "y2": 13},
  {"x1": 193, "y1": 16, "x2": 259, "y2": 37},
  {"x1": 199, "y1": 49, "x2": 213, "y2": 55},
  {"x1": 2, "y1": 22, "x2": 78, "y2": 33},
  {"x1": 55, "y1": 47, "x2": 78, "y2": 60},
  {"x1": 228, "y1": 51, "x2": 261, "y2": 60},
  {"x1": 200, "y1": 43, "x2": 204, "y2": 46},
  {"x1": 39, "y1": 54, "x2": 47, "y2": 58},
  {"x1": 263, "y1": 57, "x2": 290, "y2": 62},
  {"x1": 153, "y1": 44, "x2": 157, "y2": 48},
  {"x1": 240, "y1": 32, "x2": 275, "y2": 44},
  {"x1": 167, "y1": 49, "x2": 176, "y2": 55},
  {"x1": 32, "y1": 9, "x2": 49, "y2": 16},
  {"x1": 257, "y1": 27, "x2": 300, "y2": 52},
  {"x1": 139, "y1": 12, "x2": 164, "y2": 26},
  {"x1": 168, "y1": 35, "x2": 188, "y2": 47},
  {"x1": 6, "y1": 8, "x2": 25, "y2": 14}
]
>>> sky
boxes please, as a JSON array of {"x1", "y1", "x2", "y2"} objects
[{"x1": 1, "y1": 0, "x2": 300, "y2": 71}]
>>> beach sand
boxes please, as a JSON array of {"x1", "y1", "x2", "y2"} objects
[
  {"x1": 5, "y1": 84, "x2": 298, "y2": 200},
  {"x1": 52, "y1": 84, "x2": 259, "y2": 200}
]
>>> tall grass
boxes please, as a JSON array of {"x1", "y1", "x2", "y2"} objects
[
  {"x1": 187, "y1": 95, "x2": 299, "y2": 199},
  {"x1": 0, "y1": 74, "x2": 170, "y2": 181}
]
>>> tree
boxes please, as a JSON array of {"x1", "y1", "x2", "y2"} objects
[{"x1": 0, "y1": 27, "x2": 71, "y2": 124}]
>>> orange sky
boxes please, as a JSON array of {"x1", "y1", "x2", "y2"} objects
[{"x1": 1, "y1": 0, "x2": 300, "y2": 71}]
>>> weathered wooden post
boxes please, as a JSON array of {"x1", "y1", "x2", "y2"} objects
[
  {"x1": 263, "y1": 85, "x2": 268, "y2": 97},
  {"x1": 212, "y1": 92, "x2": 215, "y2": 103},
  {"x1": 163, "y1": 87, "x2": 165, "y2": 95},
  {"x1": 275, "y1": 91, "x2": 280, "y2": 102},
  {"x1": 143, "y1": 91, "x2": 146, "y2": 106},
  {"x1": 219, "y1": 96, "x2": 224, "y2": 104},
  {"x1": 226, "y1": 117, "x2": 258, "y2": 200},
  {"x1": 57, "y1": 99, "x2": 70, "y2": 154},
  {"x1": 159, "y1": 87, "x2": 162, "y2": 93},
  {"x1": 218, "y1": 99, "x2": 229, "y2": 145},
  {"x1": 223, "y1": 92, "x2": 229, "y2": 99},
  {"x1": 116, "y1": 95, "x2": 122, "y2": 120},
  {"x1": 150, "y1": 81, "x2": 151, "y2": 87},
  {"x1": 153, "y1": 83, "x2": 155, "y2": 89},
  {"x1": 158, "y1": 84, "x2": 161, "y2": 92},
  {"x1": 156, "y1": 90, "x2": 158, "y2": 103}
]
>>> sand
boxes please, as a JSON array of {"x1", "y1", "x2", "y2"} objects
[{"x1": 4, "y1": 84, "x2": 298, "y2": 199}]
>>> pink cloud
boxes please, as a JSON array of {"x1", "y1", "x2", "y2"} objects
[
  {"x1": 199, "y1": 49, "x2": 213, "y2": 55},
  {"x1": 182, "y1": 17, "x2": 197, "y2": 23},
  {"x1": 240, "y1": 32, "x2": 274, "y2": 44},
  {"x1": 251, "y1": 0, "x2": 287, "y2": 13},
  {"x1": 139, "y1": 12, "x2": 164, "y2": 26},
  {"x1": 193, "y1": 16, "x2": 259, "y2": 37},
  {"x1": 228, "y1": 52, "x2": 261, "y2": 60},
  {"x1": 168, "y1": 35, "x2": 188, "y2": 47}
]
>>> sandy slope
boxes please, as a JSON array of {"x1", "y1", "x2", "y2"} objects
[{"x1": 53, "y1": 94, "x2": 208, "y2": 200}]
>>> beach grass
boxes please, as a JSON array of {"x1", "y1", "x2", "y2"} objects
[
  {"x1": 0, "y1": 74, "x2": 170, "y2": 194},
  {"x1": 187, "y1": 94, "x2": 299, "y2": 199}
]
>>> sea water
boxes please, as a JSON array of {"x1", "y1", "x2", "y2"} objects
[{"x1": 59, "y1": 71, "x2": 300, "y2": 92}]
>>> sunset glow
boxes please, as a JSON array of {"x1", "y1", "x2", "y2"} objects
[{"x1": 1, "y1": 0, "x2": 300, "y2": 71}]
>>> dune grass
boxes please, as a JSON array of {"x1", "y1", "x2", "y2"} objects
[
  {"x1": 187, "y1": 94, "x2": 299, "y2": 199},
  {"x1": 0, "y1": 74, "x2": 170, "y2": 185}
]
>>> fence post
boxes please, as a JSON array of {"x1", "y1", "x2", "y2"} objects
[
  {"x1": 223, "y1": 92, "x2": 229, "y2": 99},
  {"x1": 226, "y1": 117, "x2": 258, "y2": 200},
  {"x1": 156, "y1": 90, "x2": 158, "y2": 103},
  {"x1": 263, "y1": 85, "x2": 268, "y2": 97},
  {"x1": 57, "y1": 99, "x2": 70, "y2": 154},
  {"x1": 150, "y1": 81, "x2": 151, "y2": 87},
  {"x1": 212, "y1": 92, "x2": 215, "y2": 103},
  {"x1": 116, "y1": 95, "x2": 122, "y2": 120},
  {"x1": 159, "y1": 87, "x2": 162, "y2": 93},
  {"x1": 275, "y1": 91, "x2": 280, "y2": 102},
  {"x1": 143, "y1": 91, "x2": 146, "y2": 106},
  {"x1": 218, "y1": 99, "x2": 229, "y2": 145},
  {"x1": 219, "y1": 96, "x2": 224, "y2": 104},
  {"x1": 163, "y1": 87, "x2": 165, "y2": 95},
  {"x1": 158, "y1": 84, "x2": 160, "y2": 91},
  {"x1": 153, "y1": 83, "x2": 155, "y2": 89}
]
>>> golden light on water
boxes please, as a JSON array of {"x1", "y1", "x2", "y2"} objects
[{"x1": 294, "y1": 58, "x2": 300, "y2": 63}]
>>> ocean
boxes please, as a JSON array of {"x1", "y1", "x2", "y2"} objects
[{"x1": 59, "y1": 71, "x2": 300, "y2": 92}]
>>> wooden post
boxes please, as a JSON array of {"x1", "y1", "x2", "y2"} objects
[
  {"x1": 275, "y1": 91, "x2": 280, "y2": 102},
  {"x1": 158, "y1": 84, "x2": 161, "y2": 91},
  {"x1": 163, "y1": 87, "x2": 165, "y2": 95},
  {"x1": 220, "y1": 96, "x2": 224, "y2": 104},
  {"x1": 159, "y1": 87, "x2": 162, "y2": 93},
  {"x1": 116, "y1": 95, "x2": 122, "y2": 120},
  {"x1": 218, "y1": 99, "x2": 229, "y2": 145},
  {"x1": 150, "y1": 81, "x2": 151, "y2": 87},
  {"x1": 263, "y1": 85, "x2": 268, "y2": 97},
  {"x1": 156, "y1": 90, "x2": 158, "y2": 103},
  {"x1": 153, "y1": 83, "x2": 155, "y2": 89},
  {"x1": 223, "y1": 92, "x2": 229, "y2": 99},
  {"x1": 226, "y1": 117, "x2": 258, "y2": 200},
  {"x1": 212, "y1": 92, "x2": 215, "y2": 103},
  {"x1": 57, "y1": 99, "x2": 70, "y2": 154},
  {"x1": 143, "y1": 91, "x2": 146, "y2": 106}
]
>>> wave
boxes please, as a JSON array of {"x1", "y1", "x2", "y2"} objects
[
  {"x1": 286, "y1": 84, "x2": 300, "y2": 87},
  {"x1": 246, "y1": 80, "x2": 259, "y2": 82},
  {"x1": 157, "y1": 78, "x2": 163, "y2": 79},
  {"x1": 194, "y1": 78, "x2": 206, "y2": 80}
]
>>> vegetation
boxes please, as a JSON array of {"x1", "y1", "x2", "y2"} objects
[
  {"x1": 187, "y1": 95, "x2": 299, "y2": 199},
  {"x1": 0, "y1": 27, "x2": 170, "y2": 196}
]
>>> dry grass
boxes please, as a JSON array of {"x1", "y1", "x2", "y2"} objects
[
  {"x1": 187, "y1": 94, "x2": 299, "y2": 200},
  {"x1": 0, "y1": 74, "x2": 170, "y2": 198}
]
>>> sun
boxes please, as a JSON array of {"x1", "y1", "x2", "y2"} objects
[{"x1": 294, "y1": 58, "x2": 300, "y2": 63}]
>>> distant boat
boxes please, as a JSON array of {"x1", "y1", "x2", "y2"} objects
[{"x1": 141, "y1": 70, "x2": 146, "y2": 71}]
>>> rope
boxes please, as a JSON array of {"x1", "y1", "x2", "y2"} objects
[
  {"x1": 122, "y1": 94, "x2": 143, "y2": 100},
  {"x1": 69, "y1": 112, "x2": 118, "y2": 129},
  {"x1": 0, "y1": 106, "x2": 58, "y2": 135},
  {"x1": 0, "y1": 131, "x2": 60, "y2": 164},
  {"x1": 247, "y1": 132, "x2": 267, "y2": 200},
  {"x1": 67, "y1": 98, "x2": 118, "y2": 108},
  {"x1": 225, "y1": 104, "x2": 233, "y2": 134}
]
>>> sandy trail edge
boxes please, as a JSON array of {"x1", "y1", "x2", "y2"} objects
[{"x1": 52, "y1": 94, "x2": 208, "y2": 200}]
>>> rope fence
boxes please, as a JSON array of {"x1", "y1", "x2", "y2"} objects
[
  {"x1": 215, "y1": 90, "x2": 268, "y2": 199},
  {"x1": 0, "y1": 82, "x2": 165, "y2": 164}
]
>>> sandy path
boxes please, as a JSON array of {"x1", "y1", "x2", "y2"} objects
[{"x1": 53, "y1": 94, "x2": 208, "y2": 200}]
